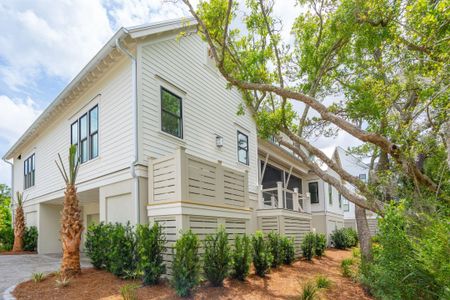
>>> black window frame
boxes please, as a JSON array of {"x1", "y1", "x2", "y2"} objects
[
  {"x1": 309, "y1": 182, "x2": 319, "y2": 204},
  {"x1": 24, "y1": 153, "x2": 35, "y2": 189},
  {"x1": 359, "y1": 173, "x2": 367, "y2": 182},
  {"x1": 160, "y1": 87, "x2": 183, "y2": 139},
  {"x1": 338, "y1": 193, "x2": 342, "y2": 209},
  {"x1": 71, "y1": 105, "x2": 99, "y2": 163},
  {"x1": 237, "y1": 131, "x2": 249, "y2": 165},
  {"x1": 328, "y1": 183, "x2": 333, "y2": 205}
]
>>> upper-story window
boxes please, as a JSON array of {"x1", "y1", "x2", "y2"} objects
[
  {"x1": 71, "y1": 105, "x2": 98, "y2": 163},
  {"x1": 338, "y1": 193, "x2": 342, "y2": 209},
  {"x1": 24, "y1": 154, "x2": 35, "y2": 189},
  {"x1": 343, "y1": 198, "x2": 350, "y2": 211},
  {"x1": 309, "y1": 182, "x2": 319, "y2": 204},
  {"x1": 328, "y1": 183, "x2": 333, "y2": 205},
  {"x1": 161, "y1": 87, "x2": 183, "y2": 139},
  {"x1": 359, "y1": 173, "x2": 367, "y2": 182},
  {"x1": 237, "y1": 131, "x2": 249, "y2": 165}
]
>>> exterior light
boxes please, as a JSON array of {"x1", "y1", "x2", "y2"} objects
[{"x1": 216, "y1": 135, "x2": 223, "y2": 148}]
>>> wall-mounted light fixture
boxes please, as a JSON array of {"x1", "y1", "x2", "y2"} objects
[{"x1": 216, "y1": 135, "x2": 223, "y2": 148}]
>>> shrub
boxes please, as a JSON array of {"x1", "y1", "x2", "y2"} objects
[
  {"x1": 314, "y1": 233, "x2": 327, "y2": 257},
  {"x1": 203, "y1": 226, "x2": 231, "y2": 286},
  {"x1": 0, "y1": 226, "x2": 13, "y2": 251},
  {"x1": 252, "y1": 231, "x2": 273, "y2": 277},
  {"x1": 315, "y1": 275, "x2": 331, "y2": 289},
  {"x1": 341, "y1": 258, "x2": 354, "y2": 278},
  {"x1": 136, "y1": 223, "x2": 166, "y2": 285},
  {"x1": 280, "y1": 236, "x2": 295, "y2": 265},
  {"x1": 22, "y1": 226, "x2": 38, "y2": 251},
  {"x1": 107, "y1": 223, "x2": 138, "y2": 278},
  {"x1": 231, "y1": 234, "x2": 252, "y2": 281},
  {"x1": 55, "y1": 276, "x2": 71, "y2": 288},
  {"x1": 120, "y1": 283, "x2": 139, "y2": 300},
  {"x1": 344, "y1": 228, "x2": 358, "y2": 247},
  {"x1": 330, "y1": 228, "x2": 358, "y2": 249},
  {"x1": 85, "y1": 222, "x2": 111, "y2": 269},
  {"x1": 301, "y1": 232, "x2": 315, "y2": 260},
  {"x1": 299, "y1": 280, "x2": 318, "y2": 300},
  {"x1": 32, "y1": 272, "x2": 45, "y2": 283},
  {"x1": 171, "y1": 230, "x2": 200, "y2": 297},
  {"x1": 267, "y1": 231, "x2": 283, "y2": 267}
]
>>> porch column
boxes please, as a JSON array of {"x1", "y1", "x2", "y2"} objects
[
  {"x1": 258, "y1": 185, "x2": 265, "y2": 209},
  {"x1": 277, "y1": 181, "x2": 283, "y2": 208},
  {"x1": 304, "y1": 192, "x2": 311, "y2": 213},
  {"x1": 293, "y1": 188, "x2": 299, "y2": 211}
]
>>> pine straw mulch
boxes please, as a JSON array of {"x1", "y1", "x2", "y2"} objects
[
  {"x1": 13, "y1": 249, "x2": 372, "y2": 300},
  {"x1": 0, "y1": 251, "x2": 36, "y2": 255}
]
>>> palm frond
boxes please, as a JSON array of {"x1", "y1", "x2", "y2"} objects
[
  {"x1": 15, "y1": 191, "x2": 23, "y2": 207},
  {"x1": 56, "y1": 145, "x2": 80, "y2": 185}
]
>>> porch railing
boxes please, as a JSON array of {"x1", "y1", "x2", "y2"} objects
[{"x1": 259, "y1": 181, "x2": 311, "y2": 213}]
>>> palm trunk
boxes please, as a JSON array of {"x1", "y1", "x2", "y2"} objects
[
  {"x1": 355, "y1": 205, "x2": 372, "y2": 262},
  {"x1": 12, "y1": 205, "x2": 25, "y2": 252},
  {"x1": 60, "y1": 184, "x2": 83, "y2": 277}
]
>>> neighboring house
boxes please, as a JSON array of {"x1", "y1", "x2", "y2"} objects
[
  {"x1": 332, "y1": 147, "x2": 378, "y2": 236},
  {"x1": 3, "y1": 18, "x2": 337, "y2": 256},
  {"x1": 308, "y1": 167, "x2": 345, "y2": 245}
]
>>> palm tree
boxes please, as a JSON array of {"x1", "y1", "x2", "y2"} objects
[
  {"x1": 55, "y1": 145, "x2": 83, "y2": 277},
  {"x1": 12, "y1": 192, "x2": 25, "y2": 252}
]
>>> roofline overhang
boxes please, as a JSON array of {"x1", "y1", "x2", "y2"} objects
[{"x1": 3, "y1": 17, "x2": 198, "y2": 161}]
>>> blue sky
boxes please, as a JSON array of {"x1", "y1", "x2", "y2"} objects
[{"x1": 0, "y1": 0, "x2": 360, "y2": 187}]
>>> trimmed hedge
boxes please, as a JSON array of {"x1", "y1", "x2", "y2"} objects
[
  {"x1": 203, "y1": 227, "x2": 231, "y2": 286},
  {"x1": 86, "y1": 222, "x2": 111, "y2": 269},
  {"x1": 268, "y1": 231, "x2": 283, "y2": 267},
  {"x1": 136, "y1": 223, "x2": 166, "y2": 285},
  {"x1": 281, "y1": 236, "x2": 295, "y2": 264},
  {"x1": 252, "y1": 231, "x2": 273, "y2": 277},
  {"x1": 314, "y1": 233, "x2": 327, "y2": 257},
  {"x1": 331, "y1": 228, "x2": 358, "y2": 249},
  {"x1": 231, "y1": 234, "x2": 252, "y2": 280},
  {"x1": 301, "y1": 232, "x2": 315, "y2": 260},
  {"x1": 23, "y1": 226, "x2": 38, "y2": 251}
]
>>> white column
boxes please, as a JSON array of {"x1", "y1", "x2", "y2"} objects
[
  {"x1": 258, "y1": 185, "x2": 264, "y2": 209},
  {"x1": 305, "y1": 192, "x2": 311, "y2": 213},
  {"x1": 293, "y1": 188, "x2": 299, "y2": 211},
  {"x1": 277, "y1": 181, "x2": 283, "y2": 209}
]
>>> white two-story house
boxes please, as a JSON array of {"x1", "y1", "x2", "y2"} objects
[{"x1": 3, "y1": 18, "x2": 340, "y2": 256}]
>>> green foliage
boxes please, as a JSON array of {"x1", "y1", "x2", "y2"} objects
[
  {"x1": 299, "y1": 280, "x2": 319, "y2": 300},
  {"x1": 120, "y1": 283, "x2": 139, "y2": 300},
  {"x1": 252, "y1": 231, "x2": 273, "y2": 277},
  {"x1": 315, "y1": 275, "x2": 331, "y2": 289},
  {"x1": 361, "y1": 201, "x2": 450, "y2": 300},
  {"x1": 341, "y1": 258, "x2": 354, "y2": 278},
  {"x1": 86, "y1": 222, "x2": 111, "y2": 269},
  {"x1": 23, "y1": 226, "x2": 38, "y2": 251},
  {"x1": 0, "y1": 184, "x2": 11, "y2": 232},
  {"x1": 231, "y1": 234, "x2": 252, "y2": 281},
  {"x1": 314, "y1": 233, "x2": 327, "y2": 257},
  {"x1": 136, "y1": 223, "x2": 166, "y2": 285},
  {"x1": 280, "y1": 236, "x2": 295, "y2": 265},
  {"x1": 267, "y1": 231, "x2": 283, "y2": 267},
  {"x1": 330, "y1": 228, "x2": 358, "y2": 249},
  {"x1": 0, "y1": 226, "x2": 13, "y2": 251},
  {"x1": 107, "y1": 223, "x2": 138, "y2": 278},
  {"x1": 301, "y1": 232, "x2": 315, "y2": 261},
  {"x1": 171, "y1": 230, "x2": 200, "y2": 297},
  {"x1": 32, "y1": 272, "x2": 45, "y2": 283},
  {"x1": 203, "y1": 226, "x2": 231, "y2": 286}
]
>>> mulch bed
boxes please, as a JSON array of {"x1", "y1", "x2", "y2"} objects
[
  {"x1": 13, "y1": 249, "x2": 372, "y2": 300},
  {"x1": 0, "y1": 251, "x2": 36, "y2": 255}
]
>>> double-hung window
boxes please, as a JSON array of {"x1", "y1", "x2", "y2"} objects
[
  {"x1": 328, "y1": 184, "x2": 333, "y2": 205},
  {"x1": 71, "y1": 105, "x2": 98, "y2": 163},
  {"x1": 24, "y1": 154, "x2": 35, "y2": 189},
  {"x1": 161, "y1": 88, "x2": 182, "y2": 138},
  {"x1": 338, "y1": 193, "x2": 342, "y2": 208},
  {"x1": 237, "y1": 131, "x2": 249, "y2": 165},
  {"x1": 309, "y1": 182, "x2": 319, "y2": 204}
]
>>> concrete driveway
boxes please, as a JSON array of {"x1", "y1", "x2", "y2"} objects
[{"x1": 0, "y1": 253, "x2": 91, "y2": 295}]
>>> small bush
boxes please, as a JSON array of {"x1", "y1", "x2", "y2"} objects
[
  {"x1": 136, "y1": 223, "x2": 166, "y2": 285},
  {"x1": 280, "y1": 236, "x2": 295, "y2": 265},
  {"x1": 120, "y1": 283, "x2": 139, "y2": 300},
  {"x1": 344, "y1": 228, "x2": 358, "y2": 247},
  {"x1": 55, "y1": 276, "x2": 71, "y2": 288},
  {"x1": 330, "y1": 228, "x2": 358, "y2": 249},
  {"x1": 267, "y1": 231, "x2": 283, "y2": 267},
  {"x1": 23, "y1": 226, "x2": 38, "y2": 251},
  {"x1": 314, "y1": 233, "x2": 327, "y2": 257},
  {"x1": 341, "y1": 258, "x2": 354, "y2": 278},
  {"x1": 171, "y1": 230, "x2": 200, "y2": 297},
  {"x1": 252, "y1": 231, "x2": 273, "y2": 277},
  {"x1": 203, "y1": 226, "x2": 231, "y2": 286},
  {"x1": 32, "y1": 272, "x2": 45, "y2": 283},
  {"x1": 315, "y1": 275, "x2": 331, "y2": 289},
  {"x1": 299, "y1": 280, "x2": 318, "y2": 300},
  {"x1": 86, "y1": 222, "x2": 111, "y2": 269},
  {"x1": 107, "y1": 223, "x2": 138, "y2": 278},
  {"x1": 0, "y1": 227, "x2": 13, "y2": 251},
  {"x1": 231, "y1": 234, "x2": 252, "y2": 281},
  {"x1": 301, "y1": 232, "x2": 315, "y2": 261}
]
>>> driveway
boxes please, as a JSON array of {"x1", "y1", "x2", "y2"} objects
[{"x1": 0, "y1": 253, "x2": 91, "y2": 295}]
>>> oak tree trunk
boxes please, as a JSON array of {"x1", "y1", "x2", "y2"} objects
[
  {"x1": 355, "y1": 205, "x2": 372, "y2": 262},
  {"x1": 60, "y1": 184, "x2": 83, "y2": 277}
]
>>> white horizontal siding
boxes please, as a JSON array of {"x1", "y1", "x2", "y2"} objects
[
  {"x1": 139, "y1": 34, "x2": 258, "y2": 193},
  {"x1": 13, "y1": 57, "x2": 133, "y2": 202}
]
